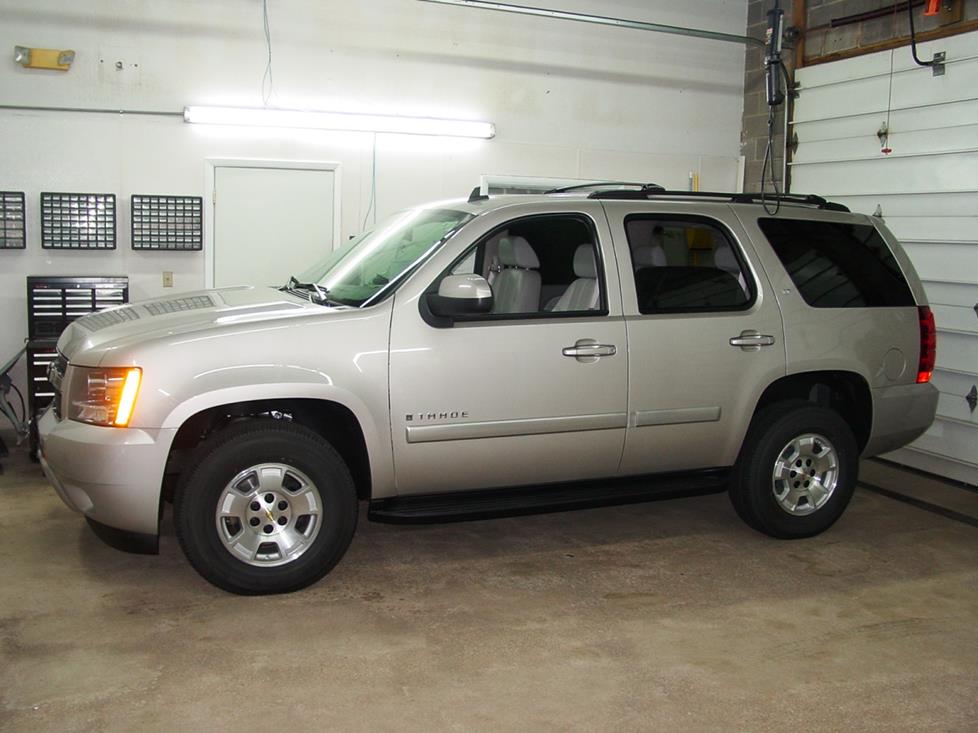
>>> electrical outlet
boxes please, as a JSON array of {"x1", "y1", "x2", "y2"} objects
[{"x1": 163, "y1": 271, "x2": 173, "y2": 288}]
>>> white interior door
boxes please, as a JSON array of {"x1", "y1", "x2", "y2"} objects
[{"x1": 213, "y1": 166, "x2": 336, "y2": 288}]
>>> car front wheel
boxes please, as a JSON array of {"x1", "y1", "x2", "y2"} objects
[{"x1": 174, "y1": 420, "x2": 358, "y2": 595}]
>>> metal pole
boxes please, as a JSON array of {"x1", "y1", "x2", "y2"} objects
[
  {"x1": 417, "y1": 0, "x2": 765, "y2": 47},
  {"x1": 0, "y1": 104, "x2": 182, "y2": 117}
]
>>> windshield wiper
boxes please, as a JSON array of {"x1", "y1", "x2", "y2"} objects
[{"x1": 283, "y1": 276, "x2": 341, "y2": 306}]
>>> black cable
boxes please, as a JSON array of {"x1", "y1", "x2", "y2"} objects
[
  {"x1": 759, "y1": 105, "x2": 781, "y2": 216},
  {"x1": 759, "y1": 0, "x2": 786, "y2": 215},
  {"x1": 907, "y1": 0, "x2": 935, "y2": 67}
]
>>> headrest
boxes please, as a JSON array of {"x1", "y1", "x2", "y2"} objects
[
  {"x1": 573, "y1": 244, "x2": 597, "y2": 278},
  {"x1": 714, "y1": 242, "x2": 740, "y2": 275},
  {"x1": 498, "y1": 236, "x2": 539, "y2": 269},
  {"x1": 632, "y1": 245, "x2": 667, "y2": 267}
]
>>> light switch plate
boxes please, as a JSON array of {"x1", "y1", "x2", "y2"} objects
[{"x1": 163, "y1": 271, "x2": 173, "y2": 288}]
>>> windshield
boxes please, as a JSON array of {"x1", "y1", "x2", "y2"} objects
[{"x1": 296, "y1": 208, "x2": 474, "y2": 307}]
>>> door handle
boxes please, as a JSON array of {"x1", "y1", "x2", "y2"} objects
[
  {"x1": 729, "y1": 330, "x2": 776, "y2": 350},
  {"x1": 562, "y1": 340, "x2": 617, "y2": 360}
]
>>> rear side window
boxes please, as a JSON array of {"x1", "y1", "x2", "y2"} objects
[
  {"x1": 758, "y1": 218, "x2": 914, "y2": 307},
  {"x1": 624, "y1": 215, "x2": 753, "y2": 314}
]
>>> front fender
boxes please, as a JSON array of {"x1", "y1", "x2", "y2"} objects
[{"x1": 160, "y1": 379, "x2": 395, "y2": 498}]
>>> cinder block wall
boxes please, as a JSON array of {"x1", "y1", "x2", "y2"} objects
[{"x1": 741, "y1": 0, "x2": 978, "y2": 192}]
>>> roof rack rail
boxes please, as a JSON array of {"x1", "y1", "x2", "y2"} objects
[
  {"x1": 586, "y1": 188, "x2": 850, "y2": 212},
  {"x1": 547, "y1": 181, "x2": 665, "y2": 194}
]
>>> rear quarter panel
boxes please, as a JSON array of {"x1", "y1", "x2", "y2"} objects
[{"x1": 732, "y1": 208, "x2": 921, "y2": 390}]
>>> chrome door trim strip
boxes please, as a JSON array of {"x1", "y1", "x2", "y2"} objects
[
  {"x1": 406, "y1": 412, "x2": 628, "y2": 444},
  {"x1": 632, "y1": 406, "x2": 721, "y2": 427}
]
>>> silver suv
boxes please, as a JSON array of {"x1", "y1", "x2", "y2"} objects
[{"x1": 38, "y1": 185, "x2": 938, "y2": 594}]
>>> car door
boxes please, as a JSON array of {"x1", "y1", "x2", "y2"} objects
[
  {"x1": 602, "y1": 201, "x2": 787, "y2": 475},
  {"x1": 388, "y1": 202, "x2": 628, "y2": 496}
]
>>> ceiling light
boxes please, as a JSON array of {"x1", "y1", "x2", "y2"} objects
[{"x1": 183, "y1": 106, "x2": 495, "y2": 139}]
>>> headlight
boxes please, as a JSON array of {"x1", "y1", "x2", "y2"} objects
[{"x1": 66, "y1": 366, "x2": 142, "y2": 427}]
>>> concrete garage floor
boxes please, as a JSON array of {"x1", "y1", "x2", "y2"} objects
[{"x1": 1, "y1": 444, "x2": 976, "y2": 732}]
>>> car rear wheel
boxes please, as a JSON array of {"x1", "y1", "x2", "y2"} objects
[
  {"x1": 730, "y1": 401, "x2": 858, "y2": 539},
  {"x1": 174, "y1": 420, "x2": 358, "y2": 595}
]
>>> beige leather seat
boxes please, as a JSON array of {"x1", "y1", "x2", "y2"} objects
[
  {"x1": 552, "y1": 244, "x2": 600, "y2": 312},
  {"x1": 493, "y1": 236, "x2": 541, "y2": 313},
  {"x1": 632, "y1": 244, "x2": 667, "y2": 268},
  {"x1": 714, "y1": 241, "x2": 749, "y2": 295}
]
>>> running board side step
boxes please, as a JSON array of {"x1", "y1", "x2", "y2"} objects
[{"x1": 368, "y1": 469, "x2": 730, "y2": 524}]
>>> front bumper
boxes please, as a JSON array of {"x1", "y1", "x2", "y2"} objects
[
  {"x1": 38, "y1": 406, "x2": 177, "y2": 553},
  {"x1": 863, "y1": 381, "x2": 939, "y2": 457}
]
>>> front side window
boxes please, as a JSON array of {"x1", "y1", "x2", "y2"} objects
[
  {"x1": 445, "y1": 214, "x2": 606, "y2": 318},
  {"x1": 758, "y1": 218, "x2": 914, "y2": 308},
  {"x1": 297, "y1": 207, "x2": 474, "y2": 307},
  {"x1": 624, "y1": 215, "x2": 753, "y2": 314}
]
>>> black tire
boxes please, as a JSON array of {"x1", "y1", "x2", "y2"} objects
[
  {"x1": 174, "y1": 420, "x2": 358, "y2": 595},
  {"x1": 730, "y1": 400, "x2": 858, "y2": 539}
]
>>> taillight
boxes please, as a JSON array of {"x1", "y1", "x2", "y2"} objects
[{"x1": 917, "y1": 306, "x2": 936, "y2": 383}]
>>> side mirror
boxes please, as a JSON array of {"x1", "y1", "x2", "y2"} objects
[{"x1": 426, "y1": 274, "x2": 493, "y2": 318}]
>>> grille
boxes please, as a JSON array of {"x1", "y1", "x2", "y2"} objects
[
  {"x1": 46, "y1": 352, "x2": 68, "y2": 419},
  {"x1": 79, "y1": 306, "x2": 141, "y2": 331},
  {"x1": 143, "y1": 295, "x2": 214, "y2": 316}
]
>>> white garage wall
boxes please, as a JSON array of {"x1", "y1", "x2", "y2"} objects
[
  {"x1": 791, "y1": 31, "x2": 978, "y2": 485},
  {"x1": 0, "y1": 0, "x2": 748, "y2": 404}
]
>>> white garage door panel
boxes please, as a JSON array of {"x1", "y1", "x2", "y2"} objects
[
  {"x1": 888, "y1": 218, "x2": 977, "y2": 243},
  {"x1": 932, "y1": 367, "x2": 976, "y2": 400},
  {"x1": 793, "y1": 124, "x2": 978, "y2": 165},
  {"x1": 885, "y1": 446, "x2": 976, "y2": 485},
  {"x1": 793, "y1": 152, "x2": 978, "y2": 193},
  {"x1": 795, "y1": 32, "x2": 976, "y2": 86},
  {"x1": 794, "y1": 32, "x2": 978, "y2": 484},
  {"x1": 832, "y1": 192, "x2": 977, "y2": 217},
  {"x1": 934, "y1": 330, "x2": 976, "y2": 374},
  {"x1": 936, "y1": 388, "x2": 978, "y2": 424},
  {"x1": 931, "y1": 303, "x2": 978, "y2": 334},
  {"x1": 905, "y1": 419, "x2": 977, "y2": 461},
  {"x1": 794, "y1": 57, "x2": 978, "y2": 124},
  {"x1": 923, "y1": 280, "x2": 978, "y2": 308},
  {"x1": 795, "y1": 100, "x2": 978, "y2": 144}
]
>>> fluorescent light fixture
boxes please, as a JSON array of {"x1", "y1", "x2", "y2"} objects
[{"x1": 184, "y1": 106, "x2": 495, "y2": 139}]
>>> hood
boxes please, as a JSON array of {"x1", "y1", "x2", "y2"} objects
[{"x1": 58, "y1": 286, "x2": 345, "y2": 364}]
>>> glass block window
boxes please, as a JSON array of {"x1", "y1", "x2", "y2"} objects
[
  {"x1": 41, "y1": 192, "x2": 116, "y2": 250},
  {"x1": 131, "y1": 195, "x2": 203, "y2": 251},
  {"x1": 1, "y1": 191, "x2": 26, "y2": 249}
]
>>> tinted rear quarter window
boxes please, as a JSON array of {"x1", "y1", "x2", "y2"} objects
[{"x1": 758, "y1": 218, "x2": 914, "y2": 307}]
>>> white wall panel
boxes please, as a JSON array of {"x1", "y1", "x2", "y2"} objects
[{"x1": 793, "y1": 31, "x2": 978, "y2": 484}]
